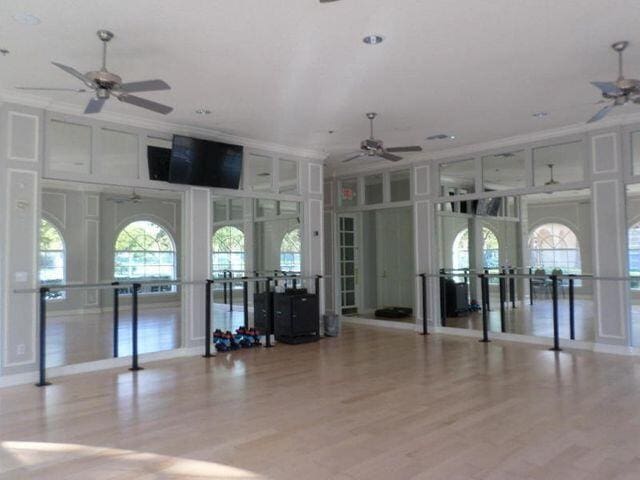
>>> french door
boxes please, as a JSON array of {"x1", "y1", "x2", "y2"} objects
[{"x1": 338, "y1": 214, "x2": 359, "y2": 314}]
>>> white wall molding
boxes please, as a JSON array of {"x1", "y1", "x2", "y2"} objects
[{"x1": 0, "y1": 92, "x2": 328, "y2": 161}]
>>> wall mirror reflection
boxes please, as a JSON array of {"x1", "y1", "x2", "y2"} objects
[
  {"x1": 436, "y1": 188, "x2": 593, "y2": 342},
  {"x1": 40, "y1": 180, "x2": 183, "y2": 367}
]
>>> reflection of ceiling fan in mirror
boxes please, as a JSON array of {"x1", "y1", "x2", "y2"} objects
[
  {"x1": 106, "y1": 190, "x2": 143, "y2": 204},
  {"x1": 588, "y1": 41, "x2": 640, "y2": 123},
  {"x1": 16, "y1": 30, "x2": 173, "y2": 115},
  {"x1": 342, "y1": 113, "x2": 423, "y2": 162},
  {"x1": 545, "y1": 164, "x2": 559, "y2": 186}
]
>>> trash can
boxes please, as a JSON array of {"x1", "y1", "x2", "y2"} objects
[{"x1": 324, "y1": 313, "x2": 340, "y2": 337}]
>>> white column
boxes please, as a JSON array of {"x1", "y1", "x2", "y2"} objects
[
  {"x1": 590, "y1": 130, "x2": 631, "y2": 346},
  {"x1": 181, "y1": 187, "x2": 212, "y2": 348}
]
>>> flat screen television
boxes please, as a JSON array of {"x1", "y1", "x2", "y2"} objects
[
  {"x1": 147, "y1": 146, "x2": 171, "y2": 182},
  {"x1": 169, "y1": 135, "x2": 243, "y2": 189}
]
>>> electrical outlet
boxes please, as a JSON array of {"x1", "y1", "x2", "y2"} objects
[{"x1": 17, "y1": 344, "x2": 25, "y2": 355}]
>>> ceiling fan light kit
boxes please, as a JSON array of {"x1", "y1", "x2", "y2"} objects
[
  {"x1": 588, "y1": 40, "x2": 640, "y2": 123},
  {"x1": 342, "y1": 113, "x2": 423, "y2": 163},
  {"x1": 16, "y1": 30, "x2": 173, "y2": 115}
]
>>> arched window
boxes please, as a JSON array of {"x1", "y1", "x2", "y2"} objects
[
  {"x1": 212, "y1": 226, "x2": 245, "y2": 278},
  {"x1": 114, "y1": 220, "x2": 176, "y2": 293},
  {"x1": 280, "y1": 228, "x2": 301, "y2": 273},
  {"x1": 39, "y1": 219, "x2": 66, "y2": 300},
  {"x1": 452, "y1": 227, "x2": 500, "y2": 270},
  {"x1": 628, "y1": 222, "x2": 640, "y2": 288},
  {"x1": 529, "y1": 223, "x2": 581, "y2": 274}
]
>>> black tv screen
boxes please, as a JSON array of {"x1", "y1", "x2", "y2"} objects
[
  {"x1": 147, "y1": 146, "x2": 171, "y2": 182},
  {"x1": 169, "y1": 135, "x2": 243, "y2": 189}
]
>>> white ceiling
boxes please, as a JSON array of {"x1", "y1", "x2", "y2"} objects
[{"x1": 2, "y1": 0, "x2": 640, "y2": 163}]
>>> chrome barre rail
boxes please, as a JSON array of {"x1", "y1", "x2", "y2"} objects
[{"x1": 13, "y1": 279, "x2": 205, "y2": 294}]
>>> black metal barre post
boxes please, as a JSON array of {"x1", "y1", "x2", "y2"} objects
[
  {"x1": 550, "y1": 275, "x2": 561, "y2": 351},
  {"x1": 529, "y1": 267, "x2": 534, "y2": 305},
  {"x1": 129, "y1": 283, "x2": 144, "y2": 371},
  {"x1": 509, "y1": 268, "x2": 516, "y2": 309},
  {"x1": 569, "y1": 276, "x2": 575, "y2": 341},
  {"x1": 265, "y1": 278, "x2": 273, "y2": 348},
  {"x1": 484, "y1": 269, "x2": 491, "y2": 311},
  {"x1": 254, "y1": 271, "x2": 260, "y2": 294},
  {"x1": 499, "y1": 269, "x2": 506, "y2": 333},
  {"x1": 243, "y1": 277, "x2": 249, "y2": 329},
  {"x1": 439, "y1": 268, "x2": 446, "y2": 327},
  {"x1": 479, "y1": 275, "x2": 490, "y2": 343},
  {"x1": 36, "y1": 287, "x2": 51, "y2": 387},
  {"x1": 112, "y1": 282, "x2": 120, "y2": 358},
  {"x1": 204, "y1": 280, "x2": 214, "y2": 358},
  {"x1": 315, "y1": 275, "x2": 321, "y2": 298},
  {"x1": 229, "y1": 273, "x2": 233, "y2": 312},
  {"x1": 420, "y1": 274, "x2": 428, "y2": 335},
  {"x1": 223, "y1": 271, "x2": 228, "y2": 305}
]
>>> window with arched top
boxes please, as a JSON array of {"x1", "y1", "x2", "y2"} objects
[
  {"x1": 529, "y1": 223, "x2": 581, "y2": 274},
  {"x1": 212, "y1": 226, "x2": 245, "y2": 278},
  {"x1": 628, "y1": 222, "x2": 640, "y2": 288},
  {"x1": 114, "y1": 220, "x2": 176, "y2": 293},
  {"x1": 39, "y1": 218, "x2": 66, "y2": 300},
  {"x1": 452, "y1": 227, "x2": 500, "y2": 270},
  {"x1": 280, "y1": 228, "x2": 301, "y2": 273}
]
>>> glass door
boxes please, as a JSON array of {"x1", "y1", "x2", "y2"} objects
[{"x1": 339, "y1": 214, "x2": 359, "y2": 314}]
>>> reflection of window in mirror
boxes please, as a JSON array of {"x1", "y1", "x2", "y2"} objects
[
  {"x1": 364, "y1": 174, "x2": 383, "y2": 205},
  {"x1": 390, "y1": 170, "x2": 411, "y2": 202},
  {"x1": 440, "y1": 159, "x2": 476, "y2": 195},
  {"x1": 279, "y1": 159, "x2": 298, "y2": 193},
  {"x1": 213, "y1": 198, "x2": 228, "y2": 222},
  {"x1": 249, "y1": 154, "x2": 273, "y2": 191},
  {"x1": 482, "y1": 151, "x2": 525, "y2": 191},
  {"x1": 533, "y1": 141, "x2": 583, "y2": 186}
]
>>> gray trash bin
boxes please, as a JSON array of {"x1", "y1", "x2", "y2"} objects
[{"x1": 324, "y1": 313, "x2": 340, "y2": 337}]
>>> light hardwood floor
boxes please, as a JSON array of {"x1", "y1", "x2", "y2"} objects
[{"x1": 3, "y1": 324, "x2": 640, "y2": 479}]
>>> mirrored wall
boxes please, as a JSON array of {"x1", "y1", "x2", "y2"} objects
[
  {"x1": 436, "y1": 188, "x2": 594, "y2": 342},
  {"x1": 40, "y1": 180, "x2": 183, "y2": 367}
]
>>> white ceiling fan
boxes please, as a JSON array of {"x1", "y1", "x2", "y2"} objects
[
  {"x1": 588, "y1": 41, "x2": 640, "y2": 123},
  {"x1": 342, "y1": 113, "x2": 423, "y2": 162},
  {"x1": 16, "y1": 30, "x2": 173, "y2": 115}
]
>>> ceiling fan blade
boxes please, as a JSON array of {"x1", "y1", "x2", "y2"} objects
[
  {"x1": 386, "y1": 146, "x2": 423, "y2": 153},
  {"x1": 379, "y1": 151, "x2": 403, "y2": 162},
  {"x1": 52, "y1": 62, "x2": 96, "y2": 88},
  {"x1": 342, "y1": 153, "x2": 365, "y2": 163},
  {"x1": 119, "y1": 79, "x2": 171, "y2": 93},
  {"x1": 591, "y1": 81, "x2": 622, "y2": 96},
  {"x1": 16, "y1": 86, "x2": 87, "y2": 92},
  {"x1": 116, "y1": 94, "x2": 173, "y2": 115},
  {"x1": 587, "y1": 104, "x2": 615, "y2": 123},
  {"x1": 84, "y1": 97, "x2": 107, "y2": 114}
]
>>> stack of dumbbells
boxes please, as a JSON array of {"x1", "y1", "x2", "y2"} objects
[{"x1": 213, "y1": 328, "x2": 262, "y2": 352}]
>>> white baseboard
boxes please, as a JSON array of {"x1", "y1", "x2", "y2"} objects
[
  {"x1": 341, "y1": 316, "x2": 418, "y2": 331},
  {"x1": 342, "y1": 315, "x2": 640, "y2": 357},
  {"x1": 0, "y1": 346, "x2": 206, "y2": 389}
]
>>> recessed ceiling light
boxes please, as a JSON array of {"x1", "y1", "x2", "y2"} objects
[
  {"x1": 195, "y1": 108, "x2": 211, "y2": 115},
  {"x1": 532, "y1": 111, "x2": 549, "y2": 118},
  {"x1": 426, "y1": 134, "x2": 456, "y2": 140},
  {"x1": 13, "y1": 13, "x2": 41, "y2": 25},
  {"x1": 363, "y1": 35, "x2": 384, "y2": 45}
]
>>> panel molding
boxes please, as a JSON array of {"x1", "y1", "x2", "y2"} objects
[
  {"x1": 3, "y1": 169, "x2": 38, "y2": 367},
  {"x1": 308, "y1": 163, "x2": 323, "y2": 195},
  {"x1": 592, "y1": 179, "x2": 627, "y2": 340},
  {"x1": 7, "y1": 111, "x2": 39, "y2": 162},
  {"x1": 591, "y1": 132, "x2": 619, "y2": 174}
]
